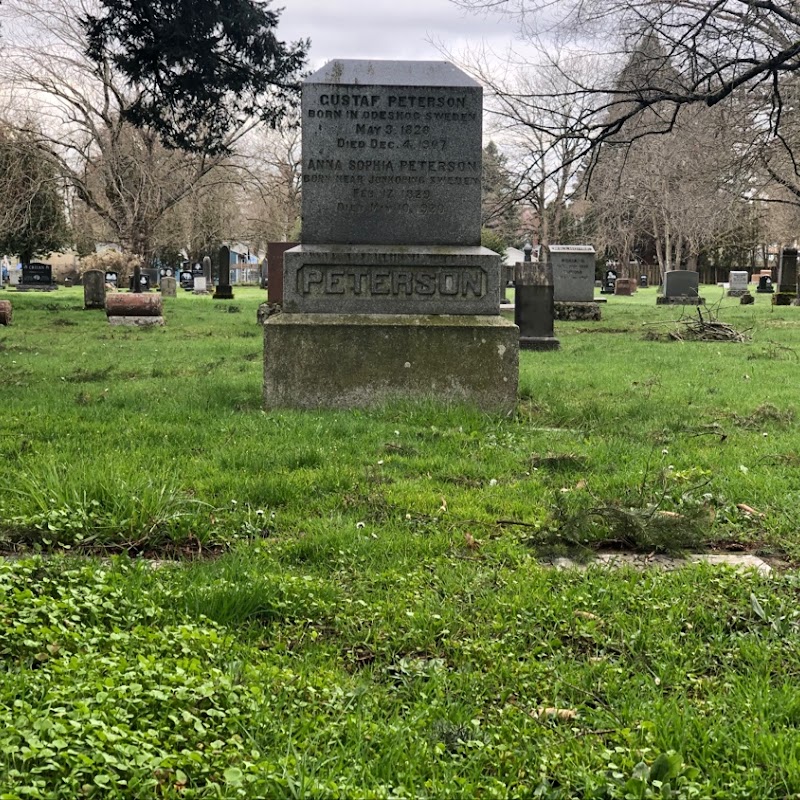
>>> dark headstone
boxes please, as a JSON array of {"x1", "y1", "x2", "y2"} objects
[
  {"x1": 657, "y1": 269, "x2": 704, "y2": 305},
  {"x1": 129, "y1": 275, "x2": 150, "y2": 292},
  {"x1": 601, "y1": 269, "x2": 617, "y2": 294},
  {"x1": 104, "y1": 271, "x2": 118, "y2": 286},
  {"x1": 83, "y1": 269, "x2": 106, "y2": 309},
  {"x1": 18, "y1": 262, "x2": 57, "y2": 291},
  {"x1": 180, "y1": 271, "x2": 194, "y2": 290},
  {"x1": 639, "y1": 274, "x2": 648, "y2": 288},
  {"x1": 774, "y1": 248, "x2": 798, "y2": 305},
  {"x1": 0, "y1": 300, "x2": 11, "y2": 325},
  {"x1": 214, "y1": 245, "x2": 234, "y2": 299},
  {"x1": 757, "y1": 275, "x2": 773, "y2": 293},
  {"x1": 514, "y1": 261, "x2": 559, "y2": 351}
]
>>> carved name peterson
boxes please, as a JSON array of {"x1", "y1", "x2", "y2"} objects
[{"x1": 298, "y1": 265, "x2": 487, "y2": 299}]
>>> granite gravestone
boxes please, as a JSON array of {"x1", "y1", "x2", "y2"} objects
[
  {"x1": 193, "y1": 276, "x2": 208, "y2": 294},
  {"x1": 727, "y1": 271, "x2": 750, "y2": 298},
  {"x1": 104, "y1": 271, "x2": 118, "y2": 287},
  {"x1": 265, "y1": 59, "x2": 518, "y2": 411},
  {"x1": 160, "y1": 276, "x2": 177, "y2": 297},
  {"x1": 757, "y1": 274, "x2": 774, "y2": 293},
  {"x1": 83, "y1": 269, "x2": 106, "y2": 309},
  {"x1": 214, "y1": 245, "x2": 234, "y2": 299},
  {"x1": 657, "y1": 270, "x2": 704, "y2": 305},
  {"x1": 601, "y1": 269, "x2": 617, "y2": 294},
  {"x1": 18, "y1": 263, "x2": 56, "y2": 292},
  {"x1": 774, "y1": 248, "x2": 798, "y2": 305},
  {"x1": 0, "y1": 300, "x2": 11, "y2": 325},
  {"x1": 514, "y1": 258, "x2": 559, "y2": 351},
  {"x1": 202, "y1": 255, "x2": 212, "y2": 283},
  {"x1": 546, "y1": 244, "x2": 600, "y2": 321}
]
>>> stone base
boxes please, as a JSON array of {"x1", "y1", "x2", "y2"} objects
[
  {"x1": 740, "y1": 294, "x2": 755, "y2": 305},
  {"x1": 656, "y1": 296, "x2": 705, "y2": 305},
  {"x1": 727, "y1": 289, "x2": 749, "y2": 297},
  {"x1": 213, "y1": 286, "x2": 234, "y2": 299},
  {"x1": 772, "y1": 292, "x2": 796, "y2": 306},
  {"x1": 264, "y1": 313, "x2": 519, "y2": 412},
  {"x1": 108, "y1": 316, "x2": 165, "y2": 327},
  {"x1": 520, "y1": 336, "x2": 560, "y2": 351},
  {"x1": 553, "y1": 301, "x2": 601, "y2": 321},
  {"x1": 15, "y1": 285, "x2": 58, "y2": 292}
]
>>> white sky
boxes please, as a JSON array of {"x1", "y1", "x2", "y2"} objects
[{"x1": 276, "y1": 0, "x2": 520, "y2": 69}]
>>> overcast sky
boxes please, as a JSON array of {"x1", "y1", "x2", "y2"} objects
[{"x1": 276, "y1": 0, "x2": 520, "y2": 69}]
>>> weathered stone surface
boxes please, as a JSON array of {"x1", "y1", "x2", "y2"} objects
[
  {"x1": 0, "y1": 300, "x2": 11, "y2": 325},
  {"x1": 267, "y1": 242, "x2": 299, "y2": 305},
  {"x1": 727, "y1": 270, "x2": 749, "y2": 297},
  {"x1": 778, "y1": 248, "x2": 798, "y2": 293},
  {"x1": 214, "y1": 245, "x2": 234, "y2": 299},
  {"x1": 553, "y1": 301, "x2": 601, "y2": 321},
  {"x1": 263, "y1": 313, "x2": 518, "y2": 411},
  {"x1": 740, "y1": 293, "x2": 755, "y2": 305},
  {"x1": 160, "y1": 276, "x2": 177, "y2": 297},
  {"x1": 105, "y1": 293, "x2": 163, "y2": 317},
  {"x1": 82, "y1": 269, "x2": 106, "y2": 309},
  {"x1": 548, "y1": 245, "x2": 596, "y2": 303},
  {"x1": 514, "y1": 261, "x2": 559, "y2": 351},
  {"x1": 192, "y1": 276, "x2": 208, "y2": 294},
  {"x1": 662, "y1": 269, "x2": 701, "y2": 299},
  {"x1": 301, "y1": 60, "x2": 482, "y2": 246},
  {"x1": 614, "y1": 278, "x2": 637, "y2": 296},
  {"x1": 108, "y1": 315, "x2": 165, "y2": 327},
  {"x1": 282, "y1": 244, "x2": 501, "y2": 314},
  {"x1": 656, "y1": 295, "x2": 705, "y2": 305}
]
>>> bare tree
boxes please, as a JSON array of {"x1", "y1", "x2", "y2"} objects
[
  {"x1": 452, "y1": 0, "x2": 800, "y2": 192},
  {"x1": 0, "y1": 0, "x2": 260, "y2": 265}
]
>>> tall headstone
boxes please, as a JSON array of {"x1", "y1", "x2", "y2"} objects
[
  {"x1": 547, "y1": 245, "x2": 600, "y2": 321},
  {"x1": 83, "y1": 269, "x2": 106, "y2": 309},
  {"x1": 264, "y1": 59, "x2": 518, "y2": 411},
  {"x1": 773, "y1": 248, "x2": 798, "y2": 305},
  {"x1": 514, "y1": 257, "x2": 559, "y2": 351},
  {"x1": 657, "y1": 270, "x2": 704, "y2": 305},
  {"x1": 214, "y1": 245, "x2": 234, "y2": 299},
  {"x1": 202, "y1": 255, "x2": 212, "y2": 283}
]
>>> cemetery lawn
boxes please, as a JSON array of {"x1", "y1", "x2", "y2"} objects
[{"x1": 1, "y1": 286, "x2": 800, "y2": 797}]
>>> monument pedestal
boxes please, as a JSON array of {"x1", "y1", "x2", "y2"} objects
[
  {"x1": 263, "y1": 313, "x2": 518, "y2": 412},
  {"x1": 553, "y1": 301, "x2": 601, "y2": 321},
  {"x1": 656, "y1": 296, "x2": 705, "y2": 305},
  {"x1": 772, "y1": 292, "x2": 796, "y2": 306}
]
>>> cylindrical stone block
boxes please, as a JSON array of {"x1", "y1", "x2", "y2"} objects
[
  {"x1": 105, "y1": 293, "x2": 163, "y2": 317},
  {"x1": 0, "y1": 300, "x2": 12, "y2": 325}
]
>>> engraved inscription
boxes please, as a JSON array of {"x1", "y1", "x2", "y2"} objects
[{"x1": 297, "y1": 265, "x2": 487, "y2": 300}]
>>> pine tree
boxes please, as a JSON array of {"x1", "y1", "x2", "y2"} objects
[{"x1": 81, "y1": 0, "x2": 308, "y2": 154}]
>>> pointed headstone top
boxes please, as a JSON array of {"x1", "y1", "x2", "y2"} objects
[{"x1": 306, "y1": 60, "x2": 480, "y2": 88}]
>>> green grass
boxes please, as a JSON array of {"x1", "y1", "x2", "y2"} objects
[{"x1": 1, "y1": 285, "x2": 800, "y2": 797}]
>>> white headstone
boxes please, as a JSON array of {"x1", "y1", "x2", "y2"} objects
[{"x1": 192, "y1": 276, "x2": 208, "y2": 294}]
